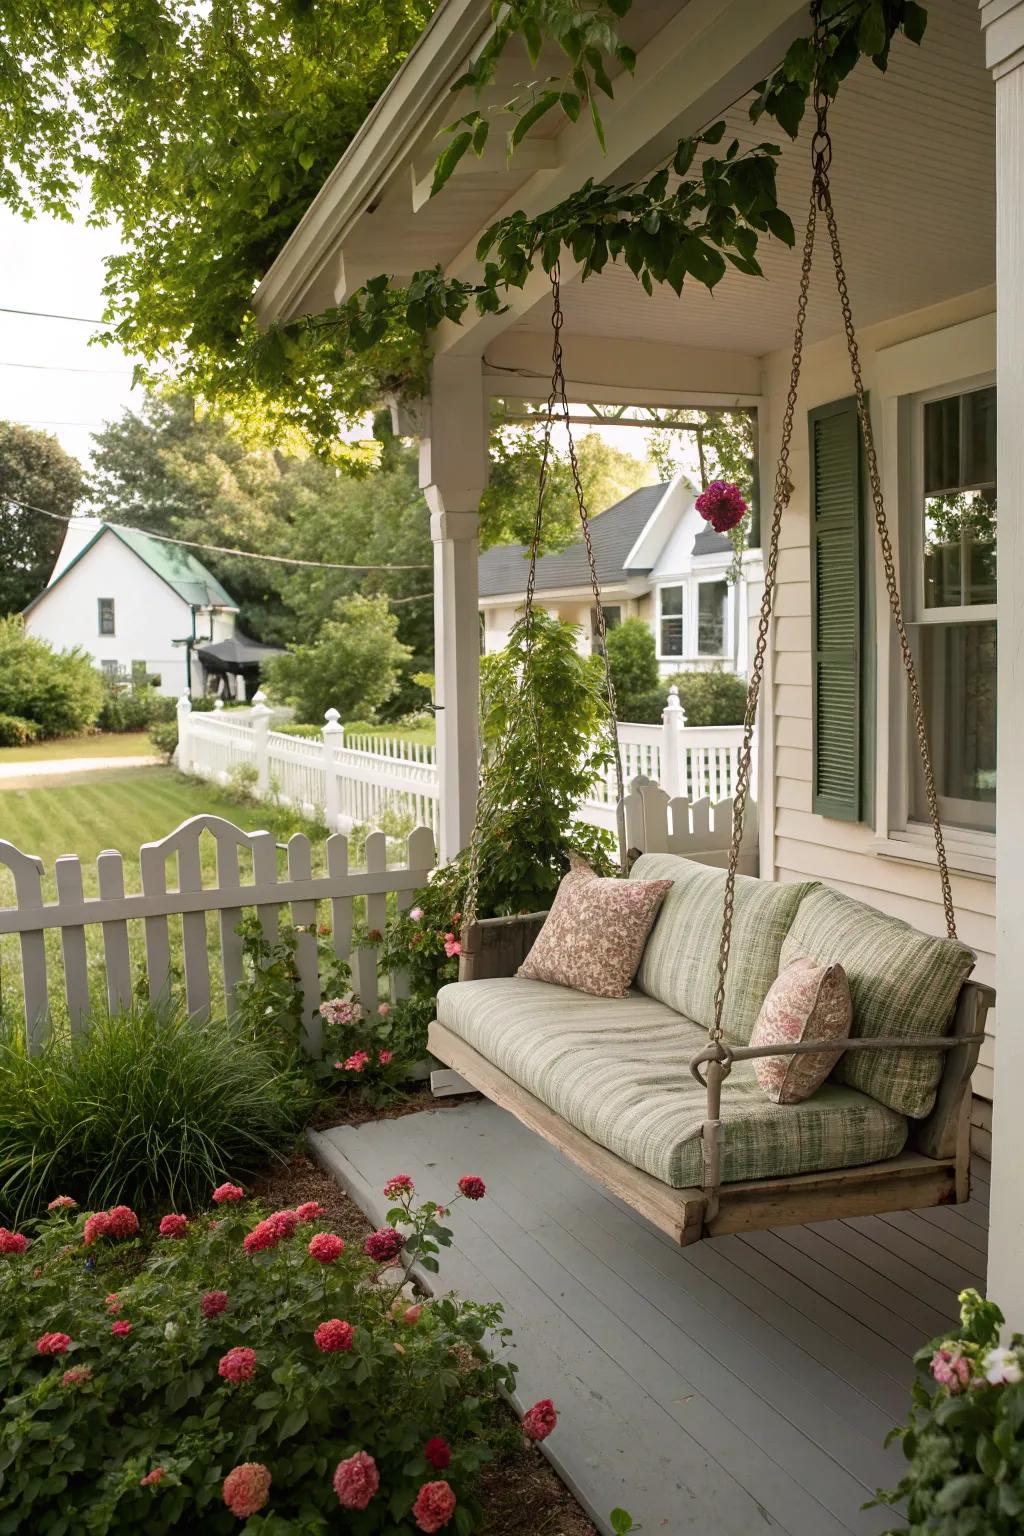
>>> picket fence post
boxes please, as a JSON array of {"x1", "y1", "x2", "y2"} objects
[
  {"x1": 251, "y1": 692, "x2": 271, "y2": 794},
  {"x1": 177, "y1": 693, "x2": 192, "y2": 773},
  {"x1": 660, "y1": 685, "x2": 687, "y2": 800},
  {"x1": 322, "y1": 708, "x2": 343, "y2": 831}
]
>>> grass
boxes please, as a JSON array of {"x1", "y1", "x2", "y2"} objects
[
  {"x1": 344, "y1": 720, "x2": 435, "y2": 747},
  {"x1": 0, "y1": 731, "x2": 153, "y2": 764}
]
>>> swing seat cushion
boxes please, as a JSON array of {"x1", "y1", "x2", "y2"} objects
[
  {"x1": 780, "y1": 885, "x2": 976, "y2": 1118},
  {"x1": 435, "y1": 976, "x2": 908, "y2": 1189},
  {"x1": 628, "y1": 853, "x2": 818, "y2": 1045}
]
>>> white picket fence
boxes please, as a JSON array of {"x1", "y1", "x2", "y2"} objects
[
  {"x1": 0, "y1": 816, "x2": 436, "y2": 1056},
  {"x1": 179, "y1": 687, "x2": 747, "y2": 840},
  {"x1": 620, "y1": 780, "x2": 758, "y2": 875}
]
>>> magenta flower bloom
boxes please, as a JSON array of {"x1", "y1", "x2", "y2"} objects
[
  {"x1": 0, "y1": 1228, "x2": 27, "y2": 1255},
  {"x1": 443, "y1": 932, "x2": 461, "y2": 959},
  {"x1": 83, "y1": 1212, "x2": 112, "y2": 1246},
  {"x1": 424, "y1": 1436, "x2": 451, "y2": 1470},
  {"x1": 36, "y1": 1331, "x2": 71, "y2": 1356},
  {"x1": 342, "y1": 1050, "x2": 370, "y2": 1073},
  {"x1": 47, "y1": 1196, "x2": 77, "y2": 1211},
  {"x1": 333, "y1": 1451, "x2": 380, "y2": 1510},
  {"x1": 694, "y1": 480, "x2": 748, "y2": 533},
  {"x1": 308, "y1": 1232, "x2": 345, "y2": 1264},
  {"x1": 106, "y1": 1205, "x2": 140, "y2": 1240},
  {"x1": 201, "y1": 1290, "x2": 229, "y2": 1319},
  {"x1": 111, "y1": 1320, "x2": 132, "y2": 1338},
  {"x1": 140, "y1": 1467, "x2": 165, "y2": 1487},
  {"x1": 364, "y1": 1227, "x2": 404, "y2": 1264},
  {"x1": 223, "y1": 1462, "x2": 271, "y2": 1518},
  {"x1": 295, "y1": 1201, "x2": 324, "y2": 1222},
  {"x1": 212, "y1": 1182, "x2": 244, "y2": 1204},
  {"x1": 383, "y1": 1174, "x2": 414, "y2": 1199},
  {"x1": 523, "y1": 1398, "x2": 558, "y2": 1441},
  {"x1": 378, "y1": 1049, "x2": 393, "y2": 1065},
  {"x1": 458, "y1": 1175, "x2": 485, "y2": 1201},
  {"x1": 218, "y1": 1346, "x2": 256, "y2": 1383},
  {"x1": 314, "y1": 1318, "x2": 354, "y2": 1353},
  {"x1": 158, "y1": 1214, "x2": 188, "y2": 1239}
]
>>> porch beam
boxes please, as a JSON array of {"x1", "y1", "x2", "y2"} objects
[
  {"x1": 418, "y1": 354, "x2": 488, "y2": 863},
  {"x1": 484, "y1": 331, "x2": 763, "y2": 406},
  {"x1": 981, "y1": 0, "x2": 1024, "y2": 1328}
]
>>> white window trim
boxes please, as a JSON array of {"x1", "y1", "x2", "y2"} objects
[
  {"x1": 655, "y1": 582, "x2": 685, "y2": 661},
  {"x1": 656, "y1": 572, "x2": 735, "y2": 663},
  {"x1": 695, "y1": 572, "x2": 733, "y2": 661}
]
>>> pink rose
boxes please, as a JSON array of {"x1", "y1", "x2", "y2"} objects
[
  {"x1": 523, "y1": 1398, "x2": 558, "y2": 1441},
  {"x1": 62, "y1": 1366, "x2": 92, "y2": 1386},
  {"x1": 364, "y1": 1226, "x2": 404, "y2": 1264},
  {"x1": 83, "y1": 1211, "x2": 112, "y2": 1246},
  {"x1": 140, "y1": 1467, "x2": 165, "y2": 1487}
]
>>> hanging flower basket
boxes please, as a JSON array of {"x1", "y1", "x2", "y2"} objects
[{"x1": 695, "y1": 480, "x2": 748, "y2": 533}]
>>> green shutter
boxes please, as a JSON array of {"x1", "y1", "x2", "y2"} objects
[{"x1": 809, "y1": 397, "x2": 872, "y2": 822}]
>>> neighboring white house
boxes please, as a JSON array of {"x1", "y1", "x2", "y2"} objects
[
  {"x1": 478, "y1": 470, "x2": 763, "y2": 674},
  {"x1": 23, "y1": 519, "x2": 240, "y2": 698}
]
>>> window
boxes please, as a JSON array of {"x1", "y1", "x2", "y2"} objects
[
  {"x1": 658, "y1": 586, "x2": 683, "y2": 657},
  {"x1": 100, "y1": 660, "x2": 120, "y2": 680},
  {"x1": 912, "y1": 384, "x2": 996, "y2": 832},
  {"x1": 697, "y1": 580, "x2": 727, "y2": 656},
  {"x1": 98, "y1": 598, "x2": 115, "y2": 636},
  {"x1": 590, "y1": 604, "x2": 621, "y2": 653}
]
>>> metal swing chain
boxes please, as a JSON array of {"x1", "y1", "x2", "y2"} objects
[{"x1": 708, "y1": 9, "x2": 956, "y2": 1049}]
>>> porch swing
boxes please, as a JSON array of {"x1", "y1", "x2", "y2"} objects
[{"x1": 427, "y1": 29, "x2": 994, "y2": 1245}]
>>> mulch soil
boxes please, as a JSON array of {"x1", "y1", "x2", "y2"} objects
[{"x1": 250, "y1": 1122, "x2": 598, "y2": 1536}]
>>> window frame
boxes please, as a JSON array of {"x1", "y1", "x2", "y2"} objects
[
  {"x1": 695, "y1": 575, "x2": 730, "y2": 659},
  {"x1": 656, "y1": 583, "x2": 685, "y2": 660},
  {"x1": 97, "y1": 597, "x2": 116, "y2": 637}
]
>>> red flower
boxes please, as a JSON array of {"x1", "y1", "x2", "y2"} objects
[
  {"x1": 363, "y1": 1227, "x2": 404, "y2": 1264},
  {"x1": 694, "y1": 479, "x2": 748, "y2": 533},
  {"x1": 308, "y1": 1232, "x2": 345, "y2": 1264},
  {"x1": 212, "y1": 1182, "x2": 245, "y2": 1204},
  {"x1": 295, "y1": 1201, "x2": 324, "y2": 1222},
  {"x1": 158, "y1": 1214, "x2": 188, "y2": 1239},
  {"x1": 62, "y1": 1366, "x2": 92, "y2": 1386},
  {"x1": 314, "y1": 1318, "x2": 354, "y2": 1353},
  {"x1": 201, "y1": 1290, "x2": 229, "y2": 1319},
  {"x1": 457, "y1": 1175, "x2": 485, "y2": 1201},
  {"x1": 218, "y1": 1346, "x2": 256, "y2": 1383},
  {"x1": 83, "y1": 1211, "x2": 112, "y2": 1246},
  {"x1": 443, "y1": 933, "x2": 461, "y2": 959},
  {"x1": 378, "y1": 1049, "x2": 393, "y2": 1065},
  {"x1": 413, "y1": 1480, "x2": 457, "y2": 1532},
  {"x1": 47, "y1": 1196, "x2": 77, "y2": 1211},
  {"x1": 223, "y1": 1462, "x2": 271, "y2": 1518},
  {"x1": 106, "y1": 1205, "x2": 140, "y2": 1240},
  {"x1": 243, "y1": 1216, "x2": 286, "y2": 1254},
  {"x1": 140, "y1": 1467, "x2": 165, "y2": 1487},
  {"x1": 383, "y1": 1174, "x2": 414, "y2": 1199},
  {"x1": 523, "y1": 1398, "x2": 558, "y2": 1441},
  {"x1": 269, "y1": 1208, "x2": 299, "y2": 1238},
  {"x1": 424, "y1": 1436, "x2": 451, "y2": 1470},
  {"x1": 403, "y1": 1303, "x2": 423, "y2": 1325},
  {"x1": 0, "y1": 1228, "x2": 27, "y2": 1255},
  {"x1": 111, "y1": 1320, "x2": 132, "y2": 1338},
  {"x1": 342, "y1": 1050, "x2": 370, "y2": 1073},
  {"x1": 333, "y1": 1451, "x2": 379, "y2": 1510},
  {"x1": 36, "y1": 1331, "x2": 71, "y2": 1356}
]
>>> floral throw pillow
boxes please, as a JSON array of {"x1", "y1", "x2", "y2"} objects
[
  {"x1": 517, "y1": 854, "x2": 673, "y2": 999},
  {"x1": 750, "y1": 956, "x2": 852, "y2": 1105}
]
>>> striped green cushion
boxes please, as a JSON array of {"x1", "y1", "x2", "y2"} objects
[
  {"x1": 780, "y1": 886, "x2": 975, "y2": 1118},
  {"x1": 630, "y1": 854, "x2": 817, "y2": 1044},
  {"x1": 436, "y1": 977, "x2": 907, "y2": 1188}
]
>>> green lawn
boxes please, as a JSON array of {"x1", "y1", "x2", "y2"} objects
[
  {"x1": 0, "y1": 731, "x2": 154, "y2": 764},
  {"x1": 343, "y1": 720, "x2": 435, "y2": 748}
]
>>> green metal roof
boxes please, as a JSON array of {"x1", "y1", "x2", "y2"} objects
[{"x1": 25, "y1": 524, "x2": 238, "y2": 613}]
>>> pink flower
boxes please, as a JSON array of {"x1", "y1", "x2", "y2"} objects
[
  {"x1": 0, "y1": 1228, "x2": 27, "y2": 1255},
  {"x1": 105, "y1": 1292, "x2": 121, "y2": 1315},
  {"x1": 342, "y1": 1050, "x2": 370, "y2": 1073},
  {"x1": 523, "y1": 1398, "x2": 558, "y2": 1441},
  {"x1": 333, "y1": 1451, "x2": 380, "y2": 1510},
  {"x1": 140, "y1": 1467, "x2": 165, "y2": 1487},
  {"x1": 296, "y1": 1201, "x2": 324, "y2": 1222},
  {"x1": 377, "y1": 1001, "x2": 391, "y2": 1017},
  {"x1": 218, "y1": 1346, "x2": 257, "y2": 1384},
  {"x1": 695, "y1": 479, "x2": 748, "y2": 533},
  {"x1": 201, "y1": 1290, "x2": 229, "y2": 1319},
  {"x1": 269, "y1": 1209, "x2": 299, "y2": 1238},
  {"x1": 213, "y1": 1182, "x2": 245, "y2": 1204},
  {"x1": 158, "y1": 1213, "x2": 188, "y2": 1239},
  {"x1": 424, "y1": 1436, "x2": 451, "y2": 1471},
  {"x1": 443, "y1": 933, "x2": 461, "y2": 959},
  {"x1": 111, "y1": 1320, "x2": 132, "y2": 1338},
  {"x1": 62, "y1": 1366, "x2": 92, "y2": 1386},
  {"x1": 314, "y1": 1318, "x2": 354, "y2": 1353},
  {"x1": 364, "y1": 1227, "x2": 404, "y2": 1264},
  {"x1": 107, "y1": 1205, "x2": 140, "y2": 1240},
  {"x1": 378, "y1": 1049, "x2": 393, "y2": 1066},
  {"x1": 83, "y1": 1211, "x2": 112, "y2": 1246},
  {"x1": 403, "y1": 1303, "x2": 423, "y2": 1326},
  {"x1": 409, "y1": 907, "x2": 423, "y2": 922},
  {"x1": 47, "y1": 1196, "x2": 77, "y2": 1211},
  {"x1": 413, "y1": 1480, "x2": 457, "y2": 1532},
  {"x1": 320, "y1": 997, "x2": 359, "y2": 1027},
  {"x1": 308, "y1": 1231, "x2": 345, "y2": 1264},
  {"x1": 243, "y1": 1215, "x2": 289, "y2": 1254},
  {"x1": 36, "y1": 1331, "x2": 71, "y2": 1356},
  {"x1": 458, "y1": 1175, "x2": 485, "y2": 1201},
  {"x1": 931, "y1": 1345, "x2": 972, "y2": 1393},
  {"x1": 223, "y1": 1462, "x2": 271, "y2": 1518},
  {"x1": 383, "y1": 1174, "x2": 415, "y2": 1199}
]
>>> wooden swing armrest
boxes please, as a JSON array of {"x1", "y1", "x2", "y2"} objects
[
  {"x1": 458, "y1": 912, "x2": 550, "y2": 982},
  {"x1": 689, "y1": 1033, "x2": 974, "y2": 1086}
]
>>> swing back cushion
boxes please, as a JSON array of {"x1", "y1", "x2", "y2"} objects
[
  {"x1": 780, "y1": 886, "x2": 976, "y2": 1118},
  {"x1": 629, "y1": 854, "x2": 817, "y2": 1044}
]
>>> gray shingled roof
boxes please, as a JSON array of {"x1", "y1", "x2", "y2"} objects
[{"x1": 478, "y1": 482, "x2": 668, "y2": 598}]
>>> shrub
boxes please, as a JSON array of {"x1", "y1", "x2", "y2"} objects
[
  {"x1": 148, "y1": 718, "x2": 179, "y2": 760},
  {"x1": 0, "y1": 616, "x2": 103, "y2": 738},
  {"x1": 0, "y1": 713, "x2": 40, "y2": 747},
  {"x1": 0, "y1": 1003, "x2": 312, "y2": 1222},
  {"x1": 0, "y1": 1177, "x2": 528, "y2": 1531},
  {"x1": 264, "y1": 594, "x2": 412, "y2": 726},
  {"x1": 272, "y1": 721, "x2": 322, "y2": 739},
  {"x1": 875, "y1": 1288, "x2": 1024, "y2": 1534},
  {"x1": 97, "y1": 685, "x2": 176, "y2": 733},
  {"x1": 605, "y1": 618, "x2": 659, "y2": 721},
  {"x1": 667, "y1": 668, "x2": 748, "y2": 726}
]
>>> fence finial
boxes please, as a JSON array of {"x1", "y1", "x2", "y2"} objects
[{"x1": 177, "y1": 691, "x2": 192, "y2": 715}]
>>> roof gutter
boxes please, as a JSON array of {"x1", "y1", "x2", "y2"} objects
[{"x1": 253, "y1": 0, "x2": 493, "y2": 327}]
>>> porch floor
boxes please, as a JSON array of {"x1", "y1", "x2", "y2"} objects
[{"x1": 311, "y1": 1102, "x2": 989, "y2": 1536}]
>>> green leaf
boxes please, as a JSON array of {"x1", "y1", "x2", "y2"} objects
[
  {"x1": 681, "y1": 237, "x2": 726, "y2": 290},
  {"x1": 610, "y1": 1511, "x2": 634, "y2": 1535},
  {"x1": 431, "y1": 131, "x2": 473, "y2": 196},
  {"x1": 560, "y1": 91, "x2": 581, "y2": 122},
  {"x1": 857, "y1": 2, "x2": 887, "y2": 57},
  {"x1": 590, "y1": 95, "x2": 606, "y2": 153},
  {"x1": 673, "y1": 137, "x2": 697, "y2": 177},
  {"x1": 472, "y1": 118, "x2": 489, "y2": 155},
  {"x1": 769, "y1": 81, "x2": 806, "y2": 139},
  {"x1": 511, "y1": 91, "x2": 559, "y2": 150},
  {"x1": 762, "y1": 207, "x2": 795, "y2": 246},
  {"x1": 522, "y1": 16, "x2": 543, "y2": 64},
  {"x1": 606, "y1": 0, "x2": 632, "y2": 16},
  {"x1": 902, "y1": 2, "x2": 928, "y2": 46},
  {"x1": 702, "y1": 120, "x2": 726, "y2": 145}
]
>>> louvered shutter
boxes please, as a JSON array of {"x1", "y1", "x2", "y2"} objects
[{"x1": 809, "y1": 398, "x2": 867, "y2": 822}]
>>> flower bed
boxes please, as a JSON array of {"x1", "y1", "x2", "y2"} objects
[{"x1": 0, "y1": 1172, "x2": 561, "y2": 1532}]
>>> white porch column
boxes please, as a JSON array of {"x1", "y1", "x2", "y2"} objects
[
  {"x1": 418, "y1": 355, "x2": 488, "y2": 863},
  {"x1": 981, "y1": 0, "x2": 1024, "y2": 1326}
]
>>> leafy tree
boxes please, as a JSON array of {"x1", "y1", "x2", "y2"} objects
[
  {"x1": 0, "y1": 423, "x2": 83, "y2": 614},
  {"x1": 263, "y1": 595, "x2": 412, "y2": 725},
  {"x1": 0, "y1": 618, "x2": 103, "y2": 738},
  {"x1": 605, "y1": 618, "x2": 659, "y2": 722}
]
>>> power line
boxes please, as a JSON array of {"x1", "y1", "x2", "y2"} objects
[
  {"x1": 7, "y1": 495, "x2": 432, "y2": 573},
  {"x1": 0, "y1": 359, "x2": 133, "y2": 376},
  {"x1": 0, "y1": 306, "x2": 104, "y2": 324}
]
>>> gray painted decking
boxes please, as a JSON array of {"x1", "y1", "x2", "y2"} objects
[{"x1": 313, "y1": 1102, "x2": 987, "y2": 1536}]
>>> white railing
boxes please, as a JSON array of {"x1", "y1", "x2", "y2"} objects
[
  {"x1": 179, "y1": 686, "x2": 748, "y2": 844},
  {"x1": 620, "y1": 780, "x2": 757, "y2": 874},
  {"x1": 0, "y1": 816, "x2": 436, "y2": 1055}
]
